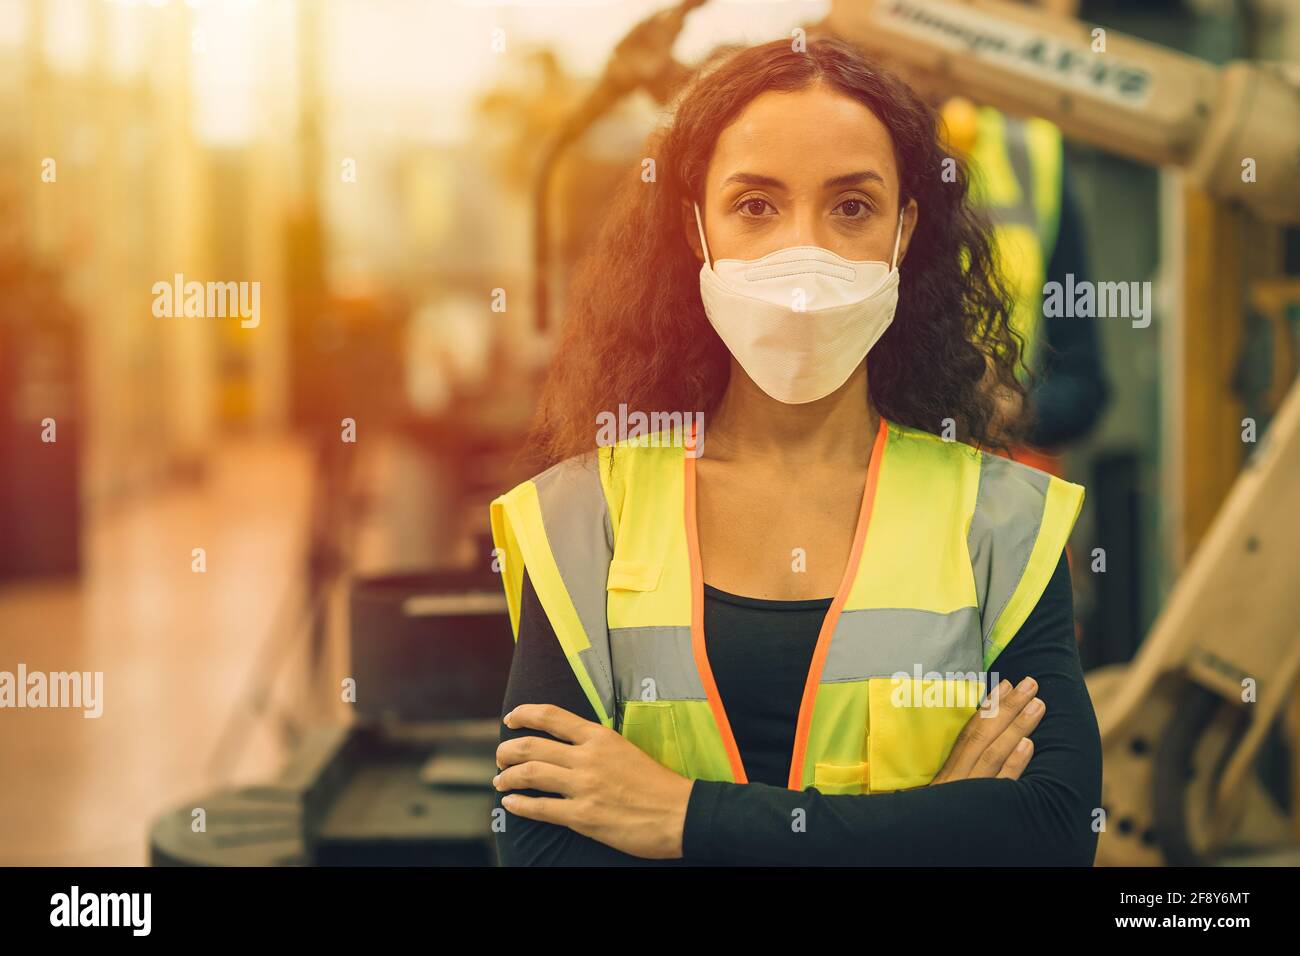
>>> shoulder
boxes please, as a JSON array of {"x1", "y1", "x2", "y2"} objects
[
  {"x1": 494, "y1": 430, "x2": 689, "y2": 538},
  {"x1": 965, "y1": 453, "x2": 1084, "y2": 667},
  {"x1": 502, "y1": 424, "x2": 691, "y2": 497},
  {"x1": 492, "y1": 450, "x2": 607, "y2": 532},
  {"x1": 880, "y1": 421, "x2": 982, "y2": 498},
  {"x1": 881, "y1": 421, "x2": 1082, "y2": 532},
  {"x1": 885, "y1": 420, "x2": 982, "y2": 461},
  {"x1": 969, "y1": 450, "x2": 1084, "y2": 547}
]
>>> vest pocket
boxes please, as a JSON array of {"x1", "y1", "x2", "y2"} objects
[
  {"x1": 619, "y1": 700, "x2": 692, "y2": 778},
  {"x1": 813, "y1": 761, "x2": 869, "y2": 795},
  {"x1": 606, "y1": 559, "x2": 662, "y2": 592},
  {"x1": 867, "y1": 678, "x2": 981, "y2": 792}
]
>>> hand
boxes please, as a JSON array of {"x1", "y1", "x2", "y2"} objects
[
  {"x1": 931, "y1": 677, "x2": 1045, "y2": 784},
  {"x1": 493, "y1": 703, "x2": 695, "y2": 859}
]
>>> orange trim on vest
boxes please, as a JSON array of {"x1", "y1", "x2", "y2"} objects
[
  {"x1": 998, "y1": 444, "x2": 1063, "y2": 478},
  {"x1": 682, "y1": 415, "x2": 889, "y2": 790},
  {"x1": 786, "y1": 415, "x2": 888, "y2": 790},
  {"x1": 684, "y1": 422, "x2": 748, "y2": 784}
]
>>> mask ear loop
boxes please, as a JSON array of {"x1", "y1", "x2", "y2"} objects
[
  {"x1": 693, "y1": 201, "x2": 712, "y2": 270},
  {"x1": 890, "y1": 207, "x2": 905, "y2": 271}
]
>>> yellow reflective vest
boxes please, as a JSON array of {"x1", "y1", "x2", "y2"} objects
[
  {"x1": 962, "y1": 105, "x2": 1064, "y2": 372},
  {"x1": 490, "y1": 418, "x2": 1083, "y2": 794}
]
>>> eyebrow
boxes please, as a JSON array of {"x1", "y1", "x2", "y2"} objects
[
  {"x1": 720, "y1": 170, "x2": 885, "y2": 190},
  {"x1": 825, "y1": 170, "x2": 885, "y2": 189}
]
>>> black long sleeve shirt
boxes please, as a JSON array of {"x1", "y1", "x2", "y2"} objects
[{"x1": 494, "y1": 550, "x2": 1101, "y2": 866}]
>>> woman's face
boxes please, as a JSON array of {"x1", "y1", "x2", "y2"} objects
[{"x1": 693, "y1": 82, "x2": 917, "y2": 264}]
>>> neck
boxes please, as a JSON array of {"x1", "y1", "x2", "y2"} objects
[{"x1": 702, "y1": 360, "x2": 877, "y2": 467}]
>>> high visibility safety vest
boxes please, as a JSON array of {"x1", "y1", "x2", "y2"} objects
[
  {"x1": 490, "y1": 418, "x2": 1083, "y2": 794},
  {"x1": 963, "y1": 105, "x2": 1064, "y2": 372}
]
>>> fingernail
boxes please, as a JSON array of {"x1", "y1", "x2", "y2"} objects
[
  {"x1": 492, "y1": 774, "x2": 502, "y2": 788},
  {"x1": 998, "y1": 679, "x2": 1011, "y2": 694},
  {"x1": 1027, "y1": 698, "x2": 1044, "y2": 716},
  {"x1": 1017, "y1": 738, "x2": 1032, "y2": 754},
  {"x1": 1017, "y1": 677, "x2": 1037, "y2": 694}
]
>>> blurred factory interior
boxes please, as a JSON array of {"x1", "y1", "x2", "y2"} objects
[{"x1": 1, "y1": 0, "x2": 1299, "y2": 866}]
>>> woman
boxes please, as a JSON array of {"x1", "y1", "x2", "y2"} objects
[{"x1": 489, "y1": 37, "x2": 1101, "y2": 866}]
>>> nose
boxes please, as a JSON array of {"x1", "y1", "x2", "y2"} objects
[{"x1": 785, "y1": 207, "x2": 823, "y2": 249}]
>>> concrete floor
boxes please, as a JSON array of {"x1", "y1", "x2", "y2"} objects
[{"x1": 0, "y1": 438, "x2": 318, "y2": 865}]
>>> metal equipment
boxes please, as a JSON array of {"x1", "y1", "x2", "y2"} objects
[{"x1": 151, "y1": 571, "x2": 513, "y2": 866}]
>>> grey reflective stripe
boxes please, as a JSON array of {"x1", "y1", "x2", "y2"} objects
[
  {"x1": 984, "y1": 117, "x2": 1038, "y2": 232},
  {"x1": 609, "y1": 625, "x2": 705, "y2": 702},
  {"x1": 821, "y1": 607, "x2": 982, "y2": 682},
  {"x1": 968, "y1": 453, "x2": 1049, "y2": 659},
  {"x1": 533, "y1": 454, "x2": 616, "y2": 718}
]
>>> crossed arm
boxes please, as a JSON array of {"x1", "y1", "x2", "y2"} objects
[{"x1": 492, "y1": 553, "x2": 1101, "y2": 866}]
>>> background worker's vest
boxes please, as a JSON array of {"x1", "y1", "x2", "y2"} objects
[
  {"x1": 490, "y1": 419, "x2": 1083, "y2": 794},
  {"x1": 960, "y1": 105, "x2": 1064, "y2": 373}
]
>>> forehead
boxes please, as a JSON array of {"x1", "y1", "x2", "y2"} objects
[{"x1": 707, "y1": 84, "x2": 899, "y2": 191}]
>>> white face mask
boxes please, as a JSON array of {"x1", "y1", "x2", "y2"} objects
[{"x1": 695, "y1": 201, "x2": 905, "y2": 405}]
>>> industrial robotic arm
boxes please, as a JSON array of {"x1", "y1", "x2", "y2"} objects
[{"x1": 827, "y1": 0, "x2": 1300, "y2": 225}]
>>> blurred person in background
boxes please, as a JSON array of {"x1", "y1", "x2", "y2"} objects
[{"x1": 941, "y1": 95, "x2": 1110, "y2": 475}]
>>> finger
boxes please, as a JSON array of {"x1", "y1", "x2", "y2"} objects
[
  {"x1": 944, "y1": 676, "x2": 1039, "y2": 780},
  {"x1": 494, "y1": 760, "x2": 573, "y2": 796},
  {"x1": 933, "y1": 679, "x2": 1010, "y2": 784},
  {"x1": 996, "y1": 737, "x2": 1034, "y2": 780},
  {"x1": 934, "y1": 681, "x2": 1010, "y2": 784},
  {"x1": 496, "y1": 734, "x2": 580, "y2": 771},
  {"x1": 979, "y1": 675, "x2": 1038, "y2": 723},
  {"x1": 503, "y1": 703, "x2": 602, "y2": 744},
  {"x1": 971, "y1": 696, "x2": 1046, "y2": 778},
  {"x1": 941, "y1": 678, "x2": 1024, "y2": 779},
  {"x1": 499, "y1": 793, "x2": 577, "y2": 827}
]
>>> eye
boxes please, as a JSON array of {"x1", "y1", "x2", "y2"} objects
[
  {"x1": 735, "y1": 196, "x2": 775, "y2": 217},
  {"x1": 833, "y1": 197, "x2": 873, "y2": 219}
]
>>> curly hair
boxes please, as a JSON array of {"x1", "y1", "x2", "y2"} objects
[{"x1": 527, "y1": 36, "x2": 1028, "y2": 468}]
